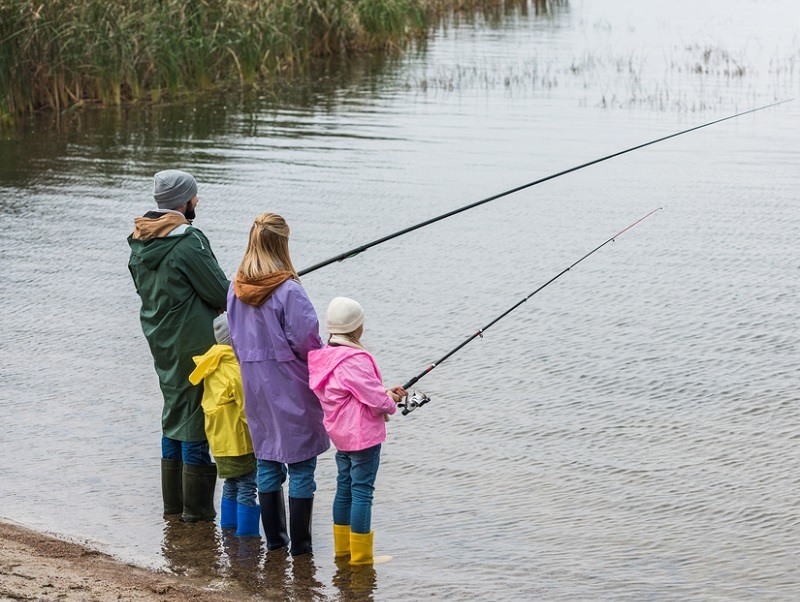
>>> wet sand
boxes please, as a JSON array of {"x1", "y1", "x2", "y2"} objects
[{"x1": 0, "y1": 520, "x2": 255, "y2": 601}]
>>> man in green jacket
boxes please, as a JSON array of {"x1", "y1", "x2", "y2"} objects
[{"x1": 128, "y1": 169, "x2": 230, "y2": 522}]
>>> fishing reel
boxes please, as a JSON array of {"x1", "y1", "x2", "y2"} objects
[{"x1": 398, "y1": 390, "x2": 431, "y2": 416}]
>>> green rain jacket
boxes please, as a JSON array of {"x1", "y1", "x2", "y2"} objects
[{"x1": 128, "y1": 216, "x2": 230, "y2": 441}]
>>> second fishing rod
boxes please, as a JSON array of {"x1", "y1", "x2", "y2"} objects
[
  {"x1": 298, "y1": 99, "x2": 789, "y2": 277},
  {"x1": 397, "y1": 207, "x2": 662, "y2": 415}
]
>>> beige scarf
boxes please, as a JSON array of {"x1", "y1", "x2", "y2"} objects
[{"x1": 328, "y1": 334, "x2": 364, "y2": 350}]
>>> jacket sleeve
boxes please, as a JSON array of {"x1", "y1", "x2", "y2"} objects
[
  {"x1": 338, "y1": 355, "x2": 397, "y2": 416},
  {"x1": 176, "y1": 229, "x2": 230, "y2": 310},
  {"x1": 282, "y1": 282, "x2": 323, "y2": 361}
]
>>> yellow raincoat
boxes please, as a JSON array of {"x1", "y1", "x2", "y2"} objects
[{"x1": 189, "y1": 344, "x2": 254, "y2": 459}]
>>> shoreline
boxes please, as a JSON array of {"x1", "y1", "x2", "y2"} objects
[{"x1": 0, "y1": 519, "x2": 254, "y2": 601}]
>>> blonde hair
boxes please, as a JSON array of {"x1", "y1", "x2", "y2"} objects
[{"x1": 237, "y1": 213, "x2": 299, "y2": 279}]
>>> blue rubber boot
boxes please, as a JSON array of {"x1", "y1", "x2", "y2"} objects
[
  {"x1": 220, "y1": 497, "x2": 238, "y2": 529},
  {"x1": 236, "y1": 503, "x2": 261, "y2": 537}
]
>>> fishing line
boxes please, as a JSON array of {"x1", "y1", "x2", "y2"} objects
[
  {"x1": 397, "y1": 207, "x2": 663, "y2": 415},
  {"x1": 298, "y1": 99, "x2": 790, "y2": 277}
]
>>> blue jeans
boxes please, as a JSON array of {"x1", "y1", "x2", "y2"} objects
[
  {"x1": 333, "y1": 444, "x2": 381, "y2": 534},
  {"x1": 257, "y1": 457, "x2": 317, "y2": 499},
  {"x1": 222, "y1": 470, "x2": 257, "y2": 506},
  {"x1": 161, "y1": 436, "x2": 212, "y2": 466}
]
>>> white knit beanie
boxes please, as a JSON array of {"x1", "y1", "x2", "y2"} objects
[{"x1": 326, "y1": 297, "x2": 365, "y2": 334}]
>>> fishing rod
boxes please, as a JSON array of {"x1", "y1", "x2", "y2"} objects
[
  {"x1": 397, "y1": 207, "x2": 662, "y2": 415},
  {"x1": 297, "y1": 99, "x2": 789, "y2": 278}
]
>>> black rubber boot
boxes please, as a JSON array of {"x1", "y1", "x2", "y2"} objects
[
  {"x1": 181, "y1": 463, "x2": 217, "y2": 523},
  {"x1": 289, "y1": 496, "x2": 314, "y2": 556},
  {"x1": 259, "y1": 490, "x2": 290, "y2": 550},
  {"x1": 161, "y1": 458, "x2": 183, "y2": 516}
]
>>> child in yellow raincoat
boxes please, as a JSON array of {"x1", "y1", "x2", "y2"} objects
[{"x1": 189, "y1": 314, "x2": 259, "y2": 537}]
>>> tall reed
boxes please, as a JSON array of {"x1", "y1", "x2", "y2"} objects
[{"x1": 0, "y1": 0, "x2": 535, "y2": 121}]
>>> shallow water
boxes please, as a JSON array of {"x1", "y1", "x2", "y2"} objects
[{"x1": 2, "y1": 0, "x2": 800, "y2": 599}]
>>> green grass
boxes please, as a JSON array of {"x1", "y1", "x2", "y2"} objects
[{"x1": 0, "y1": 0, "x2": 534, "y2": 121}]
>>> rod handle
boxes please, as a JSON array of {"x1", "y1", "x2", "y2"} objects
[{"x1": 402, "y1": 376, "x2": 419, "y2": 390}]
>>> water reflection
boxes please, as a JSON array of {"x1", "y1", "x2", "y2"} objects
[
  {"x1": 289, "y1": 555, "x2": 326, "y2": 600},
  {"x1": 161, "y1": 519, "x2": 334, "y2": 599},
  {"x1": 333, "y1": 558, "x2": 378, "y2": 602},
  {"x1": 531, "y1": 0, "x2": 569, "y2": 16},
  {"x1": 161, "y1": 518, "x2": 224, "y2": 578},
  {"x1": 220, "y1": 530, "x2": 264, "y2": 581},
  {"x1": 441, "y1": 0, "x2": 568, "y2": 28},
  {"x1": 0, "y1": 51, "x2": 405, "y2": 191}
]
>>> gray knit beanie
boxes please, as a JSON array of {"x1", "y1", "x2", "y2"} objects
[
  {"x1": 213, "y1": 314, "x2": 231, "y2": 346},
  {"x1": 153, "y1": 169, "x2": 197, "y2": 209}
]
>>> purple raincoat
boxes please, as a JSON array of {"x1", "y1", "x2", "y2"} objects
[{"x1": 227, "y1": 279, "x2": 330, "y2": 463}]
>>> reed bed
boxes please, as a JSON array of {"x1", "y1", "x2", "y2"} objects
[{"x1": 0, "y1": 0, "x2": 535, "y2": 121}]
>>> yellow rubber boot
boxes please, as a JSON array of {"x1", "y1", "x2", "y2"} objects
[
  {"x1": 334, "y1": 524, "x2": 351, "y2": 558},
  {"x1": 349, "y1": 531, "x2": 392, "y2": 565}
]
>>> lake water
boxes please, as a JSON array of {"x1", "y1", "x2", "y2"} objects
[{"x1": 2, "y1": 0, "x2": 799, "y2": 599}]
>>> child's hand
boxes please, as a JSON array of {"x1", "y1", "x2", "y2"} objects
[{"x1": 386, "y1": 386, "x2": 406, "y2": 403}]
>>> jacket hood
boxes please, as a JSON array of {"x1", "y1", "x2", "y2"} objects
[
  {"x1": 132, "y1": 212, "x2": 190, "y2": 240},
  {"x1": 189, "y1": 345, "x2": 236, "y2": 385},
  {"x1": 308, "y1": 345, "x2": 369, "y2": 390},
  {"x1": 128, "y1": 231, "x2": 188, "y2": 270},
  {"x1": 233, "y1": 271, "x2": 294, "y2": 306},
  {"x1": 128, "y1": 213, "x2": 193, "y2": 270}
]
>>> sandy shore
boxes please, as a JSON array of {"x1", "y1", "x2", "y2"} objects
[{"x1": 0, "y1": 520, "x2": 248, "y2": 601}]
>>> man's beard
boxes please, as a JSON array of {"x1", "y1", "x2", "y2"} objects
[{"x1": 183, "y1": 204, "x2": 196, "y2": 221}]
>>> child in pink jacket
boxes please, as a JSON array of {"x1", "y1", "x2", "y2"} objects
[{"x1": 307, "y1": 297, "x2": 405, "y2": 565}]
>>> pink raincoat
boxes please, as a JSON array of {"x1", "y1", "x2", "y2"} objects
[{"x1": 307, "y1": 345, "x2": 397, "y2": 452}]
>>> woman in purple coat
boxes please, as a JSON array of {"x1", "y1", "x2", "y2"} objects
[{"x1": 227, "y1": 212, "x2": 330, "y2": 556}]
